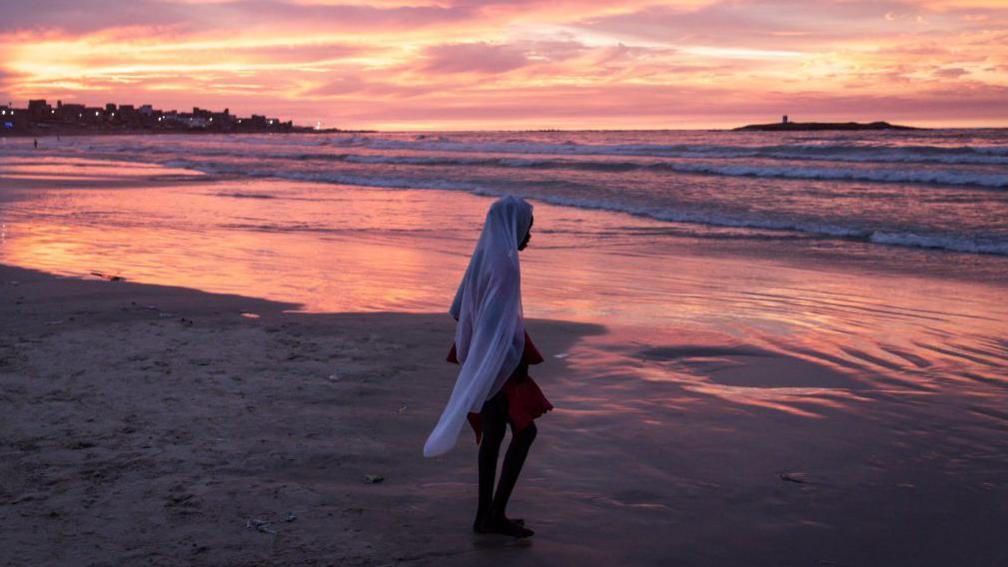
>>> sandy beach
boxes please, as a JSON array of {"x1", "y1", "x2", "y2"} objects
[
  {"x1": 0, "y1": 262, "x2": 603, "y2": 565},
  {"x1": 2, "y1": 153, "x2": 1007, "y2": 566}
]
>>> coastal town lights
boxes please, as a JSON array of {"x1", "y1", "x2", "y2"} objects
[{"x1": 5, "y1": 99, "x2": 296, "y2": 133}]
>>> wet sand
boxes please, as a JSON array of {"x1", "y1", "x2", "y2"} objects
[{"x1": 3, "y1": 263, "x2": 1007, "y2": 566}]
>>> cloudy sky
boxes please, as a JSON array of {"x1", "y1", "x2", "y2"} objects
[{"x1": 2, "y1": 0, "x2": 1006, "y2": 129}]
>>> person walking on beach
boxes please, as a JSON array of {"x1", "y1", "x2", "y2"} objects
[{"x1": 424, "y1": 196, "x2": 552, "y2": 539}]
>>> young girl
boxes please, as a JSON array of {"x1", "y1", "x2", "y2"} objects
[{"x1": 424, "y1": 196, "x2": 552, "y2": 538}]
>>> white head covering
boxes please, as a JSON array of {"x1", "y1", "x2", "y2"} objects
[{"x1": 423, "y1": 196, "x2": 534, "y2": 457}]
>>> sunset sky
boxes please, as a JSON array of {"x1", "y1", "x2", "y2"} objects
[{"x1": 2, "y1": 0, "x2": 1007, "y2": 130}]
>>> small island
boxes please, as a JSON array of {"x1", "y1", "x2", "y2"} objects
[{"x1": 734, "y1": 116, "x2": 921, "y2": 131}]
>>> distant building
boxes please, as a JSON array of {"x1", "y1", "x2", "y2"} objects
[
  {"x1": 117, "y1": 104, "x2": 136, "y2": 122},
  {"x1": 83, "y1": 107, "x2": 104, "y2": 123},
  {"x1": 245, "y1": 114, "x2": 268, "y2": 129},
  {"x1": 59, "y1": 103, "x2": 86, "y2": 121},
  {"x1": 2, "y1": 99, "x2": 305, "y2": 135},
  {"x1": 28, "y1": 99, "x2": 52, "y2": 120},
  {"x1": 782, "y1": 114, "x2": 789, "y2": 124}
]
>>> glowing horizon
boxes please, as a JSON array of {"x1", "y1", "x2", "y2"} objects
[{"x1": 2, "y1": 1, "x2": 1007, "y2": 130}]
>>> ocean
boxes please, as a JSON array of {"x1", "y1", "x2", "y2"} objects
[{"x1": 6, "y1": 129, "x2": 1007, "y2": 260}]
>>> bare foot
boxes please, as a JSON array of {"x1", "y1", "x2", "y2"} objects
[
  {"x1": 474, "y1": 515, "x2": 524, "y2": 533},
  {"x1": 482, "y1": 517, "x2": 533, "y2": 538}
]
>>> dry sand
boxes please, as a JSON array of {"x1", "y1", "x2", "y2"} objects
[{"x1": 2, "y1": 266, "x2": 1007, "y2": 566}]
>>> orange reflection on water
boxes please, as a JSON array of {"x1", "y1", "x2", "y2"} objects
[
  {"x1": 2, "y1": 181, "x2": 457, "y2": 314},
  {"x1": 2, "y1": 158, "x2": 1007, "y2": 420},
  {"x1": 0, "y1": 157, "x2": 202, "y2": 182}
]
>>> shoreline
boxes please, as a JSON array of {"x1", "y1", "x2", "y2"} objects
[
  {"x1": 1, "y1": 167, "x2": 1004, "y2": 292},
  {"x1": 0, "y1": 129, "x2": 375, "y2": 139}
]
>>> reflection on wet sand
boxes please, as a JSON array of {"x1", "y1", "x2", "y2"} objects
[{"x1": 1, "y1": 158, "x2": 1006, "y2": 424}]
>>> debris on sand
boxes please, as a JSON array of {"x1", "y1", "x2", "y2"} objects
[
  {"x1": 90, "y1": 271, "x2": 125, "y2": 282},
  {"x1": 779, "y1": 472, "x2": 808, "y2": 484},
  {"x1": 245, "y1": 518, "x2": 277, "y2": 535},
  {"x1": 364, "y1": 474, "x2": 384, "y2": 484}
]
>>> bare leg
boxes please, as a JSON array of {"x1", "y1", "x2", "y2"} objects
[
  {"x1": 486, "y1": 423, "x2": 536, "y2": 538},
  {"x1": 474, "y1": 392, "x2": 506, "y2": 532}
]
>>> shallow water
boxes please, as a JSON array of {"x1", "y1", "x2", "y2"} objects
[{"x1": 1, "y1": 156, "x2": 1005, "y2": 421}]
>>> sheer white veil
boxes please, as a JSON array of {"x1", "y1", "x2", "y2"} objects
[{"x1": 423, "y1": 196, "x2": 533, "y2": 457}]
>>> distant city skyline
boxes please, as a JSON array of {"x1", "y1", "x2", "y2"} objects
[
  {"x1": 2, "y1": 1, "x2": 1007, "y2": 130},
  {"x1": 1, "y1": 98, "x2": 303, "y2": 135}
]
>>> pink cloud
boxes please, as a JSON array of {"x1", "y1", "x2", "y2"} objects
[
  {"x1": 933, "y1": 67, "x2": 970, "y2": 78},
  {"x1": 423, "y1": 42, "x2": 530, "y2": 74},
  {"x1": 2, "y1": 0, "x2": 1007, "y2": 128}
]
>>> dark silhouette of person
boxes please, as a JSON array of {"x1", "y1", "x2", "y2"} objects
[{"x1": 425, "y1": 196, "x2": 550, "y2": 539}]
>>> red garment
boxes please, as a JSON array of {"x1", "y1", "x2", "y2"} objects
[{"x1": 447, "y1": 332, "x2": 553, "y2": 444}]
